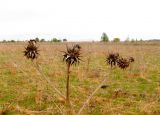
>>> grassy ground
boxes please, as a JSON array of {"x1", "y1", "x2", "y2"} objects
[{"x1": 0, "y1": 42, "x2": 160, "y2": 115}]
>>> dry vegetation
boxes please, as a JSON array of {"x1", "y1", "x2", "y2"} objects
[{"x1": 0, "y1": 42, "x2": 160, "y2": 115}]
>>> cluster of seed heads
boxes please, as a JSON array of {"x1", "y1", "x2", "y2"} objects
[
  {"x1": 24, "y1": 40, "x2": 39, "y2": 60},
  {"x1": 117, "y1": 57, "x2": 134, "y2": 69},
  {"x1": 106, "y1": 53, "x2": 135, "y2": 69},
  {"x1": 63, "y1": 44, "x2": 81, "y2": 65},
  {"x1": 23, "y1": 40, "x2": 134, "y2": 70},
  {"x1": 117, "y1": 58, "x2": 130, "y2": 69}
]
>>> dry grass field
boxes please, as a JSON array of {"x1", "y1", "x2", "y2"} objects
[{"x1": 0, "y1": 42, "x2": 160, "y2": 115}]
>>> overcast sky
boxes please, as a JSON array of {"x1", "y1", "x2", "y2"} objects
[{"x1": 0, "y1": 0, "x2": 160, "y2": 41}]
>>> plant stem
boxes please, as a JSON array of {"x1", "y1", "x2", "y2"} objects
[{"x1": 66, "y1": 63, "x2": 71, "y2": 114}]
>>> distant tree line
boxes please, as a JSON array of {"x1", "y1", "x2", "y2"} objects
[
  {"x1": 100, "y1": 32, "x2": 148, "y2": 43},
  {"x1": 0, "y1": 37, "x2": 68, "y2": 43},
  {"x1": 0, "y1": 34, "x2": 158, "y2": 43}
]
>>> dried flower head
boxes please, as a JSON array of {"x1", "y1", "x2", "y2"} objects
[
  {"x1": 106, "y1": 53, "x2": 119, "y2": 68},
  {"x1": 24, "y1": 40, "x2": 39, "y2": 60},
  {"x1": 117, "y1": 58, "x2": 130, "y2": 69},
  {"x1": 63, "y1": 44, "x2": 81, "y2": 65}
]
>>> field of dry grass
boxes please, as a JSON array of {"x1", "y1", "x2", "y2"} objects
[{"x1": 0, "y1": 42, "x2": 160, "y2": 115}]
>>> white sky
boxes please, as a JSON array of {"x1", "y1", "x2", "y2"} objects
[{"x1": 0, "y1": 0, "x2": 160, "y2": 41}]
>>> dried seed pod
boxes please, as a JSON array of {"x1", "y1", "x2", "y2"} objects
[
  {"x1": 117, "y1": 58, "x2": 130, "y2": 69},
  {"x1": 24, "y1": 40, "x2": 39, "y2": 60},
  {"x1": 106, "y1": 53, "x2": 119, "y2": 68},
  {"x1": 63, "y1": 44, "x2": 81, "y2": 65}
]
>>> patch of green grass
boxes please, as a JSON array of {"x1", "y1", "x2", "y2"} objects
[
  {"x1": 18, "y1": 95, "x2": 36, "y2": 109},
  {"x1": 0, "y1": 94, "x2": 15, "y2": 104}
]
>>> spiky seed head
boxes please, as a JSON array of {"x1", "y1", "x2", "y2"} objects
[
  {"x1": 24, "y1": 40, "x2": 39, "y2": 60},
  {"x1": 106, "y1": 53, "x2": 119, "y2": 67},
  {"x1": 117, "y1": 58, "x2": 130, "y2": 69},
  {"x1": 63, "y1": 44, "x2": 81, "y2": 65}
]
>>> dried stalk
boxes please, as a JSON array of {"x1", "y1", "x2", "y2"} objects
[
  {"x1": 66, "y1": 63, "x2": 71, "y2": 104},
  {"x1": 77, "y1": 76, "x2": 108, "y2": 115},
  {"x1": 32, "y1": 62, "x2": 75, "y2": 115},
  {"x1": 66, "y1": 63, "x2": 71, "y2": 115},
  {"x1": 33, "y1": 61, "x2": 65, "y2": 99}
]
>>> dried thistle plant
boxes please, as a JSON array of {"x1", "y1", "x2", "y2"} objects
[
  {"x1": 117, "y1": 56, "x2": 135, "y2": 69},
  {"x1": 106, "y1": 52, "x2": 135, "y2": 69},
  {"x1": 24, "y1": 40, "x2": 39, "y2": 60},
  {"x1": 63, "y1": 44, "x2": 81, "y2": 114},
  {"x1": 23, "y1": 40, "x2": 67, "y2": 114},
  {"x1": 117, "y1": 58, "x2": 130, "y2": 69},
  {"x1": 106, "y1": 53, "x2": 119, "y2": 68}
]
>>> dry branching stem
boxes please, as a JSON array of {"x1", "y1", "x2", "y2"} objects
[
  {"x1": 33, "y1": 62, "x2": 75, "y2": 115},
  {"x1": 77, "y1": 76, "x2": 108, "y2": 115},
  {"x1": 33, "y1": 61, "x2": 65, "y2": 98}
]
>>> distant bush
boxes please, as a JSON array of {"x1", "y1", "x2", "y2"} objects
[
  {"x1": 51, "y1": 38, "x2": 61, "y2": 42},
  {"x1": 40, "y1": 39, "x2": 45, "y2": 42},
  {"x1": 113, "y1": 38, "x2": 120, "y2": 42},
  {"x1": 101, "y1": 32, "x2": 109, "y2": 42},
  {"x1": 35, "y1": 37, "x2": 40, "y2": 42},
  {"x1": 2, "y1": 40, "x2": 7, "y2": 43},
  {"x1": 1, "y1": 40, "x2": 16, "y2": 43},
  {"x1": 131, "y1": 39, "x2": 135, "y2": 43},
  {"x1": 10, "y1": 40, "x2": 16, "y2": 42},
  {"x1": 125, "y1": 37, "x2": 130, "y2": 42},
  {"x1": 63, "y1": 39, "x2": 67, "y2": 42}
]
